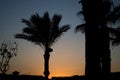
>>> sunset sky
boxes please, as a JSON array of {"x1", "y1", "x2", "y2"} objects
[{"x1": 0, "y1": 0, "x2": 120, "y2": 78}]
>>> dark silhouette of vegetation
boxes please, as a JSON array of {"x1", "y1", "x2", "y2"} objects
[
  {"x1": 76, "y1": 0, "x2": 106, "y2": 79},
  {"x1": 15, "y1": 12, "x2": 70, "y2": 80},
  {"x1": 0, "y1": 41, "x2": 18, "y2": 74},
  {"x1": 0, "y1": 73, "x2": 44, "y2": 80},
  {"x1": 97, "y1": 1, "x2": 120, "y2": 79},
  {"x1": 0, "y1": 72, "x2": 120, "y2": 80},
  {"x1": 12, "y1": 71, "x2": 20, "y2": 75},
  {"x1": 76, "y1": 0, "x2": 120, "y2": 80}
]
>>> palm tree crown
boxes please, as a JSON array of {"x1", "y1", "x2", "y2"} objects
[
  {"x1": 15, "y1": 12, "x2": 70, "y2": 50},
  {"x1": 76, "y1": 0, "x2": 120, "y2": 44}
]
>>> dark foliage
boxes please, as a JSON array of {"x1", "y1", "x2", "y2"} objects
[{"x1": 76, "y1": 0, "x2": 120, "y2": 80}]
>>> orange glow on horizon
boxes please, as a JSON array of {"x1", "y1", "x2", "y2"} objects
[
  {"x1": 49, "y1": 65, "x2": 84, "y2": 78},
  {"x1": 50, "y1": 72, "x2": 72, "y2": 78}
]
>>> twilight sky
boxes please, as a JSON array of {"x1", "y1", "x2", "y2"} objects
[{"x1": 0, "y1": 0, "x2": 120, "y2": 78}]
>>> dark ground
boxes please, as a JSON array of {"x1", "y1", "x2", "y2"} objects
[{"x1": 0, "y1": 72, "x2": 120, "y2": 80}]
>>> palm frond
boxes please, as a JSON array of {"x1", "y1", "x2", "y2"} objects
[
  {"x1": 109, "y1": 27, "x2": 120, "y2": 38},
  {"x1": 59, "y1": 25, "x2": 70, "y2": 33},
  {"x1": 30, "y1": 13, "x2": 42, "y2": 28},
  {"x1": 43, "y1": 12, "x2": 50, "y2": 23},
  {"x1": 56, "y1": 25, "x2": 70, "y2": 40},
  {"x1": 23, "y1": 27, "x2": 36, "y2": 35},
  {"x1": 15, "y1": 34, "x2": 45, "y2": 48},
  {"x1": 112, "y1": 39, "x2": 120, "y2": 46},
  {"x1": 75, "y1": 24, "x2": 86, "y2": 33},
  {"x1": 108, "y1": 27, "x2": 120, "y2": 46},
  {"x1": 49, "y1": 25, "x2": 70, "y2": 46},
  {"x1": 107, "y1": 5, "x2": 120, "y2": 24},
  {"x1": 109, "y1": 27, "x2": 117, "y2": 35},
  {"x1": 15, "y1": 34, "x2": 29, "y2": 40},
  {"x1": 79, "y1": 0, "x2": 81, "y2": 3},
  {"x1": 77, "y1": 11, "x2": 83, "y2": 16},
  {"x1": 15, "y1": 34, "x2": 39, "y2": 43},
  {"x1": 22, "y1": 19, "x2": 33, "y2": 28},
  {"x1": 43, "y1": 12, "x2": 51, "y2": 37},
  {"x1": 43, "y1": 12, "x2": 50, "y2": 26},
  {"x1": 103, "y1": 0, "x2": 112, "y2": 15},
  {"x1": 52, "y1": 15, "x2": 62, "y2": 26}
]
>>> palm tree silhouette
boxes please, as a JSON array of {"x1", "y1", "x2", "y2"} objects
[
  {"x1": 76, "y1": 0, "x2": 120, "y2": 79},
  {"x1": 15, "y1": 12, "x2": 70, "y2": 79},
  {"x1": 76, "y1": 0, "x2": 105, "y2": 79},
  {"x1": 98, "y1": 1, "x2": 120, "y2": 79}
]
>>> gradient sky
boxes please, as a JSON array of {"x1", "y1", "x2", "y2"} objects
[{"x1": 0, "y1": 0, "x2": 120, "y2": 78}]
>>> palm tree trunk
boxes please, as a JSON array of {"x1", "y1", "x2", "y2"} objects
[
  {"x1": 102, "y1": 47, "x2": 111, "y2": 80},
  {"x1": 101, "y1": 26, "x2": 111, "y2": 80},
  {"x1": 85, "y1": 23, "x2": 101, "y2": 80},
  {"x1": 81, "y1": 0, "x2": 103, "y2": 79},
  {"x1": 44, "y1": 50, "x2": 50, "y2": 80},
  {"x1": 43, "y1": 48, "x2": 53, "y2": 80}
]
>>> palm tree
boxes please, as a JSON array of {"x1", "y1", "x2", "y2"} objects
[
  {"x1": 15, "y1": 12, "x2": 70, "y2": 79},
  {"x1": 76, "y1": 0, "x2": 120, "y2": 79},
  {"x1": 76, "y1": 0, "x2": 104, "y2": 80},
  {"x1": 98, "y1": 1, "x2": 120, "y2": 79}
]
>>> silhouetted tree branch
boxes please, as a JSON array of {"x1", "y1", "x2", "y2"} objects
[{"x1": 0, "y1": 41, "x2": 18, "y2": 74}]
